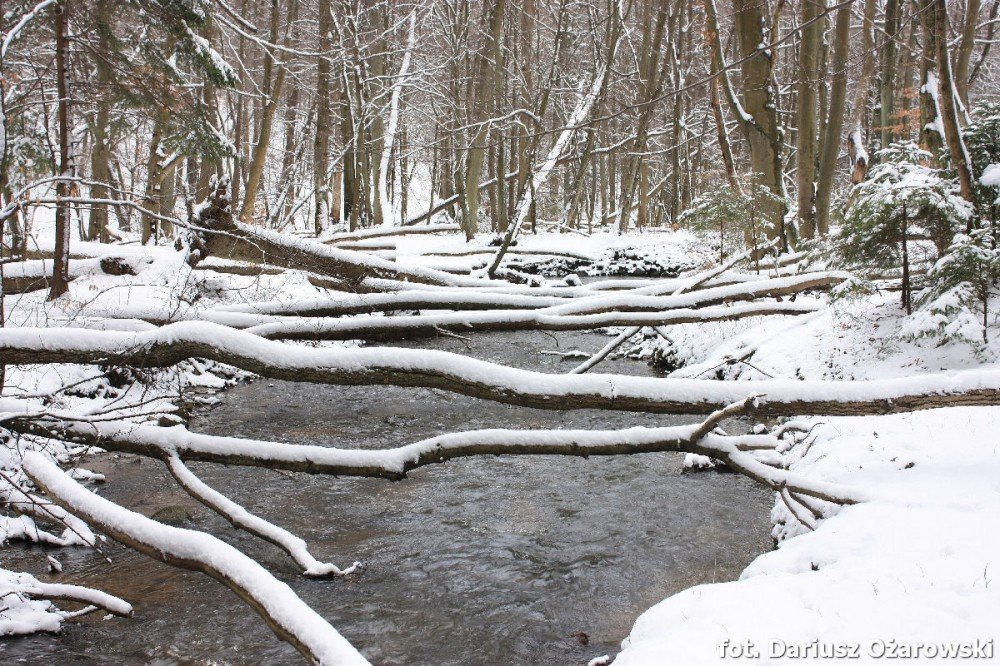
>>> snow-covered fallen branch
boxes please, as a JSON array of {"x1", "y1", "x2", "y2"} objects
[
  {"x1": 21, "y1": 452, "x2": 370, "y2": 666},
  {"x1": 18, "y1": 579, "x2": 133, "y2": 617},
  {"x1": 0, "y1": 569, "x2": 131, "y2": 637},
  {"x1": 4, "y1": 397, "x2": 866, "y2": 504},
  {"x1": 543, "y1": 271, "x2": 847, "y2": 316},
  {"x1": 243, "y1": 301, "x2": 822, "y2": 341},
  {"x1": 165, "y1": 455, "x2": 360, "y2": 577},
  {"x1": 2, "y1": 322, "x2": 999, "y2": 416},
  {"x1": 321, "y1": 223, "x2": 461, "y2": 244}
]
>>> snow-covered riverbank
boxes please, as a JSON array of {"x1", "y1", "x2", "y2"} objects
[{"x1": 613, "y1": 294, "x2": 1000, "y2": 665}]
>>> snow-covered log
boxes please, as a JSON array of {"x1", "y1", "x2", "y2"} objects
[
  {"x1": 2, "y1": 256, "x2": 143, "y2": 294},
  {"x1": 322, "y1": 223, "x2": 461, "y2": 245},
  {"x1": 280, "y1": 271, "x2": 827, "y2": 328},
  {"x1": 165, "y1": 455, "x2": 360, "y2": 578},
  {"x1": 5, "y1": 398, "x2": 866, "y2": 504},
  {"x1": 215, "y1": 290, "x2": 569, "y2": 317},
  {"x1": 186, "y1": 180, "x2": 479, "y2": 289},
  {"x1": 20, "y1": 579, "x2": 133, "y2": 617},
  {"x1": 417, "y1": 247, "x2": 596, "y2": 262},
  {"x1": 2, "y1": 322, "x2": 999, "y2": 416},
  {"x1": 244, "y1": 302, "x2": 822, "y2": 341},
  {"x1": 21, "y1": 452, "x2": 369, "y2": 666},
  {"x1": 544, "y1": 272, "x2": 848, "y2": 316}
]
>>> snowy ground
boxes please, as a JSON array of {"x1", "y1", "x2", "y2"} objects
[
  {"x1": 611, "y1": 293, "x2": 1000, "y2": 664},
  {"x1": 615, "y1": 406, "x2": 1000, "y2": 665}
]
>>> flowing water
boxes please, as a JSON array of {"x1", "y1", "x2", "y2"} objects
[{"x1": 2, "y1": 330, "x2": 774, "y2": 665}]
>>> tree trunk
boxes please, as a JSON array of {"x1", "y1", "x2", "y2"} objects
[
  {"x1": 933, "y1": 0, "x2": 977, "y2": 209},
  {"x1": 48, "y1": 0, "x2": 72, "y2": 300},
  {"x1": 313, "y1": 0, "x2": 332, "y2": 235},
  {"x1": 954, "y1": 0, "x2": 981, "y2": 108},
  {"x1": 460, "y1": 0, "x2": 505, "y2": 240},
  {"x1": 87, "y1": 0, "x2": 112, "y2": 243},
  {"x1": 733, "y1": 0, "x2": 786, "y2": 241},
  {"x1": 847, "y1": 0, "x2": 877, "y2": 184},
  {"x1": 879, "y1": 0, "x2": 900, "y2": 148},
  {"x1": 140, "y1": 105, "x2": 168, "y2": 244},
  {"x1": 238, "y1": 0, "x2": 299, "y2": 223},
  {"x1": 815, "y1": 0, "x2": 849, "y2": 235},
  {"x1": 795, "y1": 0, "x2": 823, "y2": 239}
]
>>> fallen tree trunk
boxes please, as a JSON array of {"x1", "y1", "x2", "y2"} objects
[
  {"x1": 243, "y1": 302, "x2": 822, "y2": 341},
  {"x1": 323, "y1": 223, "x2": 461, "y2": 244},
  {"x1": 3, "y1": 322, "x2": 998, "y2": 416},
  {"x1": 547, "y1": 272, "x2": 847, "y2": 316},
  {"x1": 215, "y1": 290, "x2": 570, "y2": 318},
  {"x1": 193, "y1": 258, "x2": 285, "y2": 277},
  {"x1": 187, "y1": 180, "x2": 481, "y2": 289},
  {"x1": 21, "y1": 452, "x2": 369, "y2": 666},
  {"x1": 3, "y1": 397, "x2": 866, "y2": 505},
  {"x1": 2, "y1": 256, "x2": 143, "y2": 294},
  {"x1": 417, "y1": 247, "x2": 595, "y2": 262}
]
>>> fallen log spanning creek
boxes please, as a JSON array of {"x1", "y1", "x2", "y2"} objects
[{"x1": 3, "y1": 329, "x2": 773, "y2": 664}]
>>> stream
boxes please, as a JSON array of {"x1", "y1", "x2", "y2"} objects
[{"x1": 1, "y1": 329, "x2": 774, "y2": 665}]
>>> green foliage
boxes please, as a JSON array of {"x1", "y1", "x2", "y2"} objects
[
  {"x1": 4, "y1": 111, "x2": 53, "y2": 181},
  {"x1": 95, "y1": 1, "x2": 237, "y2": 162},
  {"x1": 678, "y1": 180, "x2": 783, "y2": 259},
  {"x1": 901, "y1": 230, "x2": 1000, "y2": 347},
  {"x1": 836, "y1": 142, "x2": 973, "y2": 275},
  {"x1": 963, "y1": 103, "x2": 1000, "y2": 224},
  {"x1": 164, "y1": 103, "x2": 236, "y2": 162}
]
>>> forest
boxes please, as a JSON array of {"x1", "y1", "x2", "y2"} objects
[{"x1": 1, "y1": 0, "x2": 999, "y2": 664}]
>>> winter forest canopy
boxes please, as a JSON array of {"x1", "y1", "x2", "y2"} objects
[{"x1": 2, "y1": 0, "x2": 1000, "y2": 664}]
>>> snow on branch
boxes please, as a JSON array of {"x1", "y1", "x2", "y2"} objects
[
  {"x1": 244, "y1": 301, "x2": 822, "y2": 341},
  {"x1": 3, "y1": 322, "x2": 998, "y2": 416},
  {"x1": 0, "y1": 570, "x2": 130, "y2": 637},
  {"x1": 542, "y1": 271, "x2": 848, "y2": 316},
  {"x1": 5, "y1": 397, "x2": 867, "y2": 505},
  {"x1": 21, "y1": 453, "x2": 370, "y2": 666},
  {"x1": 19, "y1": 579, "x2": 133, "y2": 617},
  {"x1": 165, "y1": 455, "x2": 360, "y2": 577}
]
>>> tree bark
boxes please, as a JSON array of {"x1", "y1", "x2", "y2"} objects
[
  {"x1": 795, "y1": 0, "x2": 823, "y2": 239},
  {"x1": 954, "y1": 0, "x2": 981, "y2": 108},
  {"x1": 313, "y1": 0, "x2": 333, "y2": 235},
  {"x1": 847, "y1": 0, "x2": 877, "y2": 184},
  {"x1": 48, "y1": 0, "x2": 72, "y2": 300},
  {"x1": 815, "y1": 0, "x2": 849, "y2": 235},
  {"x1": 733, "y1": 0, "x2": 786, "y2": 241},
  {"x1": 238, "y1": 0, "x2": 299, "y2": 223},
  {"x1": 933, "y1": 0, "x2": 977, "y2": 208},
  {"x1": 460, "y1": 0, "x2": 505, "y2": 240},
  {"x1": 87, "y1": 0, "x2": 113, "y2": 243},
  {"x1": 879, "y1": 0, "x2": 900, "y2": 148}
]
